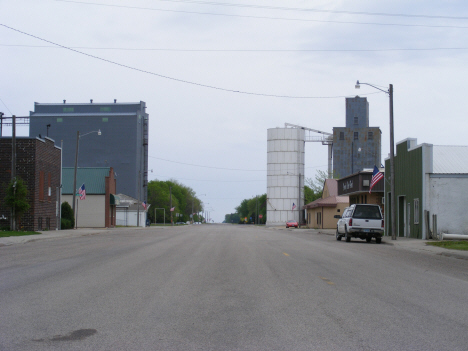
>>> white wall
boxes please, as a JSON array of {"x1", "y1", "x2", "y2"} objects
[
  {"x1": 116, "y1": 209, "x2": 146, "y2": 227},
  {"x1": 428, "y1": 176, "x2": 468, "y2": 235},
  {"x1": 62, "y1": 195, "x2": 105, "y2": 228}
]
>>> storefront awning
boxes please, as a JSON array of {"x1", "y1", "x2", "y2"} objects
[{"x1": 110, "y1": 194, "x2": 120, "y2": 205}]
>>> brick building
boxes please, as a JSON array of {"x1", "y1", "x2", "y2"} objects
[{"x1": 0, "y1": 137, "x2": 61, "y2": 231}]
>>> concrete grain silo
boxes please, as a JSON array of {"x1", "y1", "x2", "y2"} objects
[{"x1": 266, "y1": 127, "x2": 305, "y2": 226}]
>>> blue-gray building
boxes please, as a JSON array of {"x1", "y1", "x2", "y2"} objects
[
  {"x1": 29, "y1": 100, "x2": 148, "y2": 201},
  {"x1": 332, "y1": 96, "x2": 381, "y2": 178}
]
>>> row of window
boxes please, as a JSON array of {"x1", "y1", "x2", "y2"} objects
[
  {"x1": 56, "y1": 117, "x2": 109, "y2": 122},
  {"x1": 339, "y1": 131, "x2": 374, "y2": 140},
  {"x1": 63, "y1": 107, "x2": 112, "y2": 113}
]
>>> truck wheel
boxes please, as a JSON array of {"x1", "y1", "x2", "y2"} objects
[
  {"x1": 336, "y1": 229, "x2": 342, "y2": 241},
  {"x1": 366, "y1": 237, "x2": 372, "y2": 243},
  {"x1": 376, "y1": 237, "x2": 382, "y2": 244},
  {"x1": 345, "y1": 228, "x2": 351, "y2": 242}
]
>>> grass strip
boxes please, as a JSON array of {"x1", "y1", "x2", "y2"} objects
[
  {"x1": 0, "y1": 231, "x2": 41, "y2": 238},
  {"x1": 426, "y1": 241, "x2": 468, "y2": 251}
]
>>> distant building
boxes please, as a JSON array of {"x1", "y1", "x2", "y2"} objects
[
  {"x1": 62, "y1": 167, "x2": 117, "y2": 228},
  {"x1": 385, "y1": 138, "x2": 468, "y2": 239},
  {"x1": 29, "y1": 100, "x2": 148, "y2": 202},
  {"x1": 337, "y1": 168, "x2": 385, "y2": 207},
  {"x1": 115, "y1": 193, "x2": 148, "y2": 227},
  {"x1": 303, "y1": 179, "x2": 349, "y2": 229},
  {"x1": 0, "y1": 137, "x2": 61, "y2": 231},
  {"x1": 333, "y1": 97, "x2": 381, "y2": 178}
]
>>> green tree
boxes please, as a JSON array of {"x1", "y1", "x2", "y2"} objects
[
  {"x1": 147, "y1": 179, "x2": 204, "y2": 224},
  {"x1": 4, "y1": 177, "x2": 30, "y2": 230},
  {"x1": 231, "y1": 194, "x2": 266, "y2": 224}
]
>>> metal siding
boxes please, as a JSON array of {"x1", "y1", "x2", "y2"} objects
[
  {"x1": 62, "y1": 167, "x2": 110, "y2": 194},
  {"x1": 393, "y1": 141, "x2": 423, "y2": 239},
  {"x1": 29, "y1": 102, "x2": 148, "y2": 200}
]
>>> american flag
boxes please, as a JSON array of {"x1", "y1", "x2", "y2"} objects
[
  {"x1": 79, "y1": 183, "x2": 86, "y2": 200},
  {"x1": 292, "y1": 203, "x2": 296, "y2": 210},
  {"x1": 369, "y1": 166, "x2": 384, "y2": 193},
  {"x1": 170, "y1": 207, "x2": 175, "y2": 212},
  {"x1": 142, "y1": 201, "x2": 147, "y2": 210}
]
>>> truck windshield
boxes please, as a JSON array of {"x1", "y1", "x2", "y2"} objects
[{"x1": 353, "y1": 206, "x2": 382, "y2": 219}]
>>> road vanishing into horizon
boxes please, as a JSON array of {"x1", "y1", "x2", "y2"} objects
[{"x1": 1, "y1": 224, "x2": 468, "y2": 351}]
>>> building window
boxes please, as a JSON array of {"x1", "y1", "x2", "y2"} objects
[
  {"x1": 414, "y1": 199, "x2": 419, "y2": 224},
  {"x1": 340, "y1": 132, "x2": 344, "y2": 140},
  {"x1": 102, "y1": 117, "x2": 108, "y2": 122},
  {"x1": 368, "y1": 132, "x2": 373, "y2": 140},
  {"x1": 57, "y1": 118, "x2": 63, "y2": 122},
  {"x1": 354, "y1": 117, "x2": 358, "y2": 125},
  {"x1": 354, "y1": 132, "x2": 358, "y2": 140},
  {"x1": 63, "y1": 107, "x2": 74, "y2": 112},
  {"x1": 317, "y1": 212, "x2": 322, "y2": 225},
  {"x1": 100, "y1": 107, "x2": 111, "y2": 112},
  {"x1": 39, "y1": 171, "x2": 45, "y2": 201},
  {"x1": 47, "y1": 173, "x2": 51, "y2": 201}
]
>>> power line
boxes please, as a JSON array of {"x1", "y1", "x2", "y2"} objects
[
  {"x1": 4, "y1": 44, "x2": 468, "y2": 52},
  {"x1": 152, "y1": 174, "x2": 265, "y2": 182},
  {"x1": 0, "y1": 97, "x2": 13, "y2": 115},
  {"x1": 153, "y1": 0, "x2": 468, "y2": 20},
  {"x1": 1, "y1": 23, "x2": 379, "y2": 99},
  {"x1": 55, "y1": 0, "x2": 468, "y2": 28},
  {"x1": 150, "y1": 156, "x2": 266, "y2": 171}
]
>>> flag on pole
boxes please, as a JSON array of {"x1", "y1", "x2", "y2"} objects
[
  {"x1": 170, "y1": 207, "x2": 175, "y2": 212},
  {"x1": 369, "y1": 166, "x2": 384, "y2": 193},
  {"x1": 142, "y1": 201, "x2": 147, "y2": 210},
  {"x1": 78, "y1": 183, "x2": 86, "y2": 200},
  {"x1": 292, "y1": 203, "x2": 296, "y2": 210}
]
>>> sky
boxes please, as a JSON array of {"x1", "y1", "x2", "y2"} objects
[{"x1": 1, "y1": 0, "x2": 468, "y2": 222}]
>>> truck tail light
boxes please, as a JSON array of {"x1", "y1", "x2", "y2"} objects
[
  {"x1": 381, "y1": 219, "x2": 384, "y2": 228},
  {"x1": 349, "y1": 218, "x2": 353, "y2": 226}
]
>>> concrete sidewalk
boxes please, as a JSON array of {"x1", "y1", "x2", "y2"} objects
[{"x1": 314, "y1": 227, "x2": 468, "y2": 259}]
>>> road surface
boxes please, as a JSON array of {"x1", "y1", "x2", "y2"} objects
[{"x1": 1, "y1": 224, "x2": 467, "y2": 350}]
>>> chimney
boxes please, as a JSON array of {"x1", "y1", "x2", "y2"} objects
[
  {"x1": 90, "y1": 99, "x2": 93, "y2": 103},
  {"x1": 63, "y1": 100, "x2": 66, "y2": 104},
  {"x1": 114, "y1": 99, "x2": 117, "y2": 103}
]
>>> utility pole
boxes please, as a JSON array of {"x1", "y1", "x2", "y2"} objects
[
  {"x1": 72, "y1": 131, "x2": 80, "y2": 225},
  {"x1": 389, "y1": 84, "x2": 396, "y2": 240},
  {"x1": 298, "y1": 172, "x2": 301, "y2": 227},
  {"x1": 11, "y1": 115, "x2": 16, "y2": 231},
  {"x1": 137, "y1": 170, "x2": 141, "y2": 227},
  {"x1": 170, "y1": 186, "x2": 173, "y2": 226},
  {"x1": 256, "y1": 195, "x2": 258, "y2": 225}
]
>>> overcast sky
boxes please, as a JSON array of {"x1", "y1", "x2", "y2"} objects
[{"x1": 1, "y1": 0, "x2": 468, "y2": 222}]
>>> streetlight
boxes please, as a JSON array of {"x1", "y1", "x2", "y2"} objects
[
  {"x1": 72, "y1": 129, "x2": 101, "y2": 227},
  {"x1": 355, "y1": 80, "x2": 396, "y2": 240}
]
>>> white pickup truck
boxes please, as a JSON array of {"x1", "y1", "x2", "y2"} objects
[{"x1": 336, "y1": 204, "x2": 384, "y2": 243}]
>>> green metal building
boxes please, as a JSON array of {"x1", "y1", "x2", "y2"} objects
[{"x1": 385, "y1": 138, "x2": 468, "y2": 239}]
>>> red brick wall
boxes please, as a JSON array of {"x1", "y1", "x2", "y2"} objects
[{"x1": 0, "y1": 137, "x2": 61, "y2": 231}]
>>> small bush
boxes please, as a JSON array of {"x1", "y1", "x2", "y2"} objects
[
  {"x1": 61, "y1": 202, "x2": 74, "y2": 229},
  {"x1": 61, "y1": 218, "x2": 72, "y2": 230}
]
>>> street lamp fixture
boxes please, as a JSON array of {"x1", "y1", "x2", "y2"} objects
[
  {"x1": 355, "y1": 80, "x2": 396, "y2": 240},
  {"x1": 72, "y1": 129, "x2": 101, "y2": 228}
]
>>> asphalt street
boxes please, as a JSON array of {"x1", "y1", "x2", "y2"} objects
[{"x1": 1, "y1": 225, "x2": 467, "y2": 351}]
